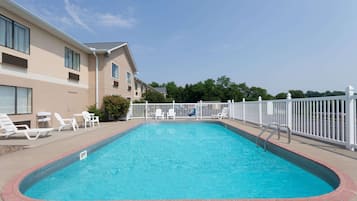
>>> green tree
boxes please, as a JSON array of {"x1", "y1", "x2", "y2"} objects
[
  {"x1": 149, "y1": 82, "x2": 160, "y2": 88},
  {"x1": 288, "y1": 90, "x2": 305, "y2": 98},
  {"x1": 202, "y1": 79, "x2": 221, "y2": 101},
  {"x1": 166, "y1": 81, "x2": 179, "y2": 100},
  {"x1": 247, "y1": 86, "x2": 273, "y2": 100},
  {"x1": 143, "y1": 90, "x2": 166, "y2": 103},
  {"x1": 275, "y1": 92, "x2": 287, "y2": 99},
  {"x1": 305, "y1": 91, "x2": 322, "y2": 97}
]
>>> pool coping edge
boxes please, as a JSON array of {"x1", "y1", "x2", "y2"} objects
[{"x1": 2, "y1": 120, "x2": 357, "y2": 201}]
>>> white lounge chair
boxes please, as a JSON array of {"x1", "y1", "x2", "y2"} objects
[
  {"x1": 0, "y1": 113, "x2": 53, "y2": 140},
  {"x1": 82, "y1": 111, "x2": 100, "y2": 128},
  {"x1": 54, "y1": 113, "x2": 78, "y2": 131},
  {"x1": 167, "y1": 109, "x2": 176, "y2": 120},
  {"x1": 215, "y1": 107, "x2": 229, "y2": 119},
  {"x1": 155, "y1": 109, "x2": 165, "y2": 120}
]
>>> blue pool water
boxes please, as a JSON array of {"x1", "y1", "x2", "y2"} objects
[{"x1": 24, "y1": 122, "x2": 334, "y2": 200}]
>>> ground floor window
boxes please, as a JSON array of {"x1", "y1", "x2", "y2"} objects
[{"x1": 0, "y1": 85, "x2": 32, "y2": 114}]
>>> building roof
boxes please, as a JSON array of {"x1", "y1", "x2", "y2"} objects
[
  {"x1": 0, "y1": 0, "x2": 91, "y2": 53},
  {"x1": 0, "y1": 0, "x2": 138, "y2": 72},
  {"x1": 154, "y1": 87, "x2": 167, "y2": 95},
  {"x1": 85, "y1": 42, "x2": 137, "y2": 73},
  {"x1": 84, "y1": 42, "x2": 127, "y2": 51},
  {"x1": 134, "y1": 77, "x2": 147, "y2": 85}
]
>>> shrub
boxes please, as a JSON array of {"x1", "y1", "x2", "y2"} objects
[
  {"x1": 87, "y1": 104, "x2": 105, "y2": 121},
  {"x1": 102, "y1": 95, "x2": 130, "y2": 120}
]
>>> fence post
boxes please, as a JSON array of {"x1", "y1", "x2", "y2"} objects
[
  {"x1": 232, "y1": 99, "x2": 235, "y2": 119},
  {"x1": 145, "y1": 101, "x2": 148, "y2": 120},
  {"x1": 172, "y1": 100, "x2": 175, "y2": 111},
  {"x1": 258, "y1": 96, "x2": 263, "y2": 126},
  {"x1": 200, "y1": 100, "x2": 203, "y2": 119},
  {"x1": 242, "y1": 98, "x2": 246, "y2": 122},
  {"x1": 345, "y1": 85, "x2": 355, "y2": 151},
  {"x1": 287, "y1": 93, "x2": 292, "y2": 129},
  {"x1": 227, "y1": 100, "x2": 231, "y2": 119},
  {"x1": 127, "y1": 100, "x2": 133, "y2": 121}
]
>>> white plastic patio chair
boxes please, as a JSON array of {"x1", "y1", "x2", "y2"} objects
[
  {"x1": 82, "y1": 111, "x2": 100, "y2": 128},
  {"x1": 0, "y1": 113, "x2": 53, "y2": 140},
  {"x1": 167, "y1": 109, "x2": 176, "y2": 120},
  {"x1": 216, "y1": 107, "x2": 229, "y2": 119},
  {"x1": 54, "y1": 113, "x2": 78, "y2": 131},
  {"x1": 155, "y1": 109, "x2": 165, "y2": 120}
]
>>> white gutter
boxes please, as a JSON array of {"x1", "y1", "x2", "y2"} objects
[
  {"x1": 90, "y1": 48, "x2": 99, "y2": 108},
  {"x1": 107, "y1": 43, "x2": 127, "y2": 54},
  {"x1": 106, "y1": 43, "x2": 137, "y2": 73}
]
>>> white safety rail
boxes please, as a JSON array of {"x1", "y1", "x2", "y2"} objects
[
  {"x1": 262, "y1": 100, "x2": 287, "y2": 126},
  {"x1": 131, "y1": 103, "x2": 146, "y2": 119},
  {"x1": 352, "y1": 95, "x2": 357, "y2": 150},
  {"x1": 231, "y1": 86, "x2": 357, "y2": 151},
  {"x1": 130, "y1": 101, "x2": 229, "y2": 120},
  {"x1": 291, "y1": 96, "x2": 346, "y2": 146},
  {"x1": 244, "y1": 101, "x2": 260, "y2": 124}
]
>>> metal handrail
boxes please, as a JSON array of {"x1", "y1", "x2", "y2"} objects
[
  {"x1": 256, "y1": 122, "x2": 292, "y2": 151},
  {"x1": 263, "y1": 124, "x2": 291, "y2": 151},
  {"x1": 255, "y1": 122, "x2": 279, "y2": 146}
]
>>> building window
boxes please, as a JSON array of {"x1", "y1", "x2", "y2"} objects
[
  {"x1": 135, "y1": 82, "x2": 138, "y2": 90},
  {"x1": 0, "y1": 15, "x2": 30, "y2": 54},
  {"x1": 127, "y1": 72, "x2": 131, "y2": 85},
  {"x1": 112, "y1": 63, "x2": 119, "y2": 79},
  {"x1": 0, "y1": 85, "x2": 32, "y2": 114},
  {"x1": 65, "y1": 47, "x2": 80, "y2": 71}
]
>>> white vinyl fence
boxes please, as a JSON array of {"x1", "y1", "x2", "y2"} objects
[
  {"x1": 129, "y1": 86, "x2": 357, "y2": 151},
  {"x1": 130, "y1": 101, "x2": 229, "y2": 120},
  {"x1": 232, "y1": 86, "x2": 357, "y2": 151}
]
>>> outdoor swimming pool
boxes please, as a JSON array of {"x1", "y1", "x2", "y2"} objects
[{"x1": 22, "y1": 122, "x2": 337, "y2": 200}]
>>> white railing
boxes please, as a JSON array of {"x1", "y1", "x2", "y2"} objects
[
  {"x1": 231, "y1": 86, "x2": 357, "y2": 151},
  {"x1": 129, "y1": 86, "x2": 357, "y2": 151},
  {"x1": 130, "y1": 101, "x2": 229, "y2": 120}
]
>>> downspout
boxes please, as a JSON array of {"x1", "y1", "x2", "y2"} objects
[{"x1": 90, "y1": 48, "x2": 99, "y2": 109}]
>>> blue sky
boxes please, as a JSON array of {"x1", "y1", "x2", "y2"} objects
[{"x1": 14, "y1": 0, "x2": 357, "y2": 95}]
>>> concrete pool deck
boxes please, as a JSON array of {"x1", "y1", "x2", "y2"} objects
[{"x1": 0, "y1": 119, "x2": 357, "y2": 201}]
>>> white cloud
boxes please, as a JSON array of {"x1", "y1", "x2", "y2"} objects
[
  {"x1": 62, "y1": 0, "x2": 136, "y2": 31},
  {"x1": 98, "y1": 13, "x2": 136, "y2": 28},
  {"x1": 16, "y1": 0, "x2": 137, "y2": 33},
  {"x1": 63, "y1": 0, "x2": 92, "y2": 32}
]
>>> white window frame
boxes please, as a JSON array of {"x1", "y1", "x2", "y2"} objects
[
  {"x1": 0, "y1": 15, "x2": 30, "y2": 54},
  {"x1": 126, "y1": 72, "x2": 132, "y2": 85},
  {"x1": 65, "y1": 47, "x2": 80, "y2": 71},
  {"x1": 0, "y1": 85, "x2": 32, "y2": 115},
  {"x1": 112, "y1": 63, "x2": 119, "y2": 79}
]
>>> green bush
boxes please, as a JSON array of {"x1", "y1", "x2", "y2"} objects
[
  {"x1": 102, "y1": 95, "x2": 130, "y2": 120},
  {"x1": 87, "y1": 104, "x2": 105, "y2": 121}
]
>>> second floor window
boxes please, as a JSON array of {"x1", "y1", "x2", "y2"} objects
[
  {"x1": 65, "y1": 47, "x2": 80, "y2": 71},
  {"x1": 0, "y1": 15, "x2": 30, "y2": 54},
  {"x1": 127, "y1": 72, "x2": 131, "y2": 85},
  {"x1": 112, "y1": 63, "x2": 119, "y2": 79}
]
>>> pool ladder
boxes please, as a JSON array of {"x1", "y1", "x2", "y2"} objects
[{"x1": 255, "y1": 122, "x2": 291, "y2": 151}]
